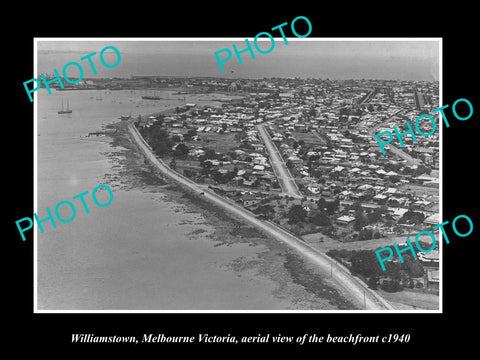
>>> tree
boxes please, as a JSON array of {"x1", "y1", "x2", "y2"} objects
[
  {"x1": 150, "y1": 125, "x2": 169, "y2": 141},
  {"x1": 385, "y1": 262, "x2": 401, "y2": 281},
  {"x1": 381, "y1": 279, "x2": 403, "y2": 293},
  {"x1": 173, "y1": 143, "x2": 189, "y2": 157},
  {"x1": 406, "y1": 259, "x2": 424, "y2": 277},
  {"x1": 320, "y1": 225, "x2": 334, "y2": 236},
  {"x1": 152, "y1": 141, "x2": 170, "y2": 156},
  {"x1": 353, "y1": 209, "x2": 367, "y2": 231},
  {"x1": 398, "y1": 211, "x2": 425, "y2": 225},
  {"x1": 171, "y1": 134, "x2": 182, "y2": 143},
  {"x1": 287, "y1": 205, "x2": 308, "y2": 224},
  {"x1": 309, "y1": 210, "x2": 331, "y2": 226},
  {"x1": 367, "y1": 209, "x2": 383, "y2": 224},
  {"x1": 358, "y1": 228, "x2": 373, "y2": 240},
  {"x1": 185, "y1": 128, "x2": 197, "y2": 140},
  {"x1": 212, "y1": 170, "x2": 225, "y2": 183},
  {"x1": 325, "y1": 200, "x2": 338, "y2": 215},
  {"x1": 368, "y1": 276, "x2": 378, "y2": 290},
  {"x1": 183, "y1": 169, "x2": 196, "y2": 178},
  {"x1": 350, "y1": 250, "x2": 382, "y2": 278},
  {"x1": 317, "y1": 197, "x2": 327, "y2": 210},
  {"x1": 389, "y1": 175, "x2": 401, "y2": 183},
  {"x1": 415, "y1": 164, "x2": 431, "y2": 176},
  {"x1": 204, "y1": 148, "x2": 217, "y2": 159},
  {"x1": 256, "y1": 204, "x2": 275, "y2": 217}
]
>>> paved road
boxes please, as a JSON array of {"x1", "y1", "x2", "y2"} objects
[
  {"x1": 256, "y1": 124, "x2": 302, "y2": 198},
  {"x1": 128, "y1": 123, "x2": 393, "y2": 310},
  {"x1": 384, "y1": 144, "x2": 422, "y2": 166},
  {"x1": 368, "y1": 108, "x2": 404, "y2": 137},
  {"x1": 369, "y1": 108, "x2": 422, "y2": 166}
]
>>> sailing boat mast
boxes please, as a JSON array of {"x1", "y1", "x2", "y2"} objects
[{"x1": 58, "y1": 98, "x2": 72, "y2": 114}]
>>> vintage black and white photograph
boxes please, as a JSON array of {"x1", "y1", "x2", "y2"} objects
[{"x1": 34, "y1": 38, "x2": 441, "y2": 312}]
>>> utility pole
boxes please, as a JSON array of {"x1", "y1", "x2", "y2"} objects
[
  {"x1": 363, "y1": 290, "x2": 366, "y2": 309},
  {"x1": 330, "y1": 263, "x2": 333, "y2": 278}
]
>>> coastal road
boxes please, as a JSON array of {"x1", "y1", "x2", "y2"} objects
[
  {"x1": 256, "y1": 124, "x2": 302, "y2": 198},
  {"x1": 128, "y1": 122, "x2": 393, "y2": 310}
]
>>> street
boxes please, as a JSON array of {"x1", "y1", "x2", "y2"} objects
[{"x1": 256, "y1": 124, "x2": 302, "y2": 198}]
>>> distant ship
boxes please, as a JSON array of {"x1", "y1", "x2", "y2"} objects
[
  {"x1": 141, "y1": 95, "x2": 163, "y2": 100},
  {"x1": 58, "y1": 99, "x2": 72, "y2": 114},
  {"x1": 141, "y1": 90, "x2": 164, "y2": 100}
]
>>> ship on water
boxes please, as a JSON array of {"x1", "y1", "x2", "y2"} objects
[
  {"x1": 141, "y1": 95, "x2": 163, "y2": 100},
  {"x1": 58, "y1": 99, "x2": 72, "y2": 114},
  {"x1": 141, "y1": 90, "x2": 164, "y2": 100}
]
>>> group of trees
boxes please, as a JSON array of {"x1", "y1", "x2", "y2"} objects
[
  {"x1": 183, "y1": 169, "x2": 198, "y2": 179},
  {"x1": 309, "y1": 210, "x2": 332, "y2": 226},
  {"x1": 173, "y1": 143, "x2": 189, "y2": 157},
  {"x1": 254, "y1": 204, "x2": 275, "y2": 217},
  {"x1": 349, "y1": 250, "x2": 382, "y2": 278},
  {"x1": 351, "y1": 204, "x2": 384, "y2": 240},
  {"x1": 327, "y1": 249, "x2": 420, "y2": 293},
  {"x1": 353, "y1": 208, "x2": 367, "y2": 231},
  {"x1": 140, "y1": 122, "x2": 181, "y2": 157},
  {"x1": 357, "y1": 228, "x2": 382, "y2": 240},
  {"x1": 398, "y1": 211, "x2": 425, "y2": 225},
  {"x1": 286, "y1": 204, "x2": 332, "y2": 227},
  {"x1": 148, "y1": 126, "x2": 174, "y2": 157},
  {"x1": 317, "y1": 197, "x2": 340, "y2": 215},
  {"x1": 286, "y1": 205, "x2": 308, "y2": 224},
  {"x1": 184, "y1": 128, "x2": 197, "y2": 141}
]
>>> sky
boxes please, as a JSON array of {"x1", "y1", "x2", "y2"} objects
[{"x1": 36, "y1": 39, "x2": 440, "y2": 81}]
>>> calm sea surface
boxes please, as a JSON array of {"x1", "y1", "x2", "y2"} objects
[{"x1": 36, "y1": 88, "x2": 311, "y2": 310}]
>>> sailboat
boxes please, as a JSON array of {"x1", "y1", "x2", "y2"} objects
[{"x1": 58, "y1": 99, "x2": 72, "y2": 114}]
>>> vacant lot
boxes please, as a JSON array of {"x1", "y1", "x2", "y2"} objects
[
  {"x1": 302, "y1": 233, "x2": 419, "y2": 252},
  {"x1": 292, "y1": 131, "x2": 327, "y2": 146},
  {"x1": 376, "y1": 288, "x2": 439, "y2": 310},
  {"x1": 173, "y1": 159, "x2": 202, "y2": 173},
  {"x1": 398, "y1": 183, "x2": 439, "y2": 198},
  {"x1": 187, "y1": 132, "x2": 241, "y2": 153}
]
